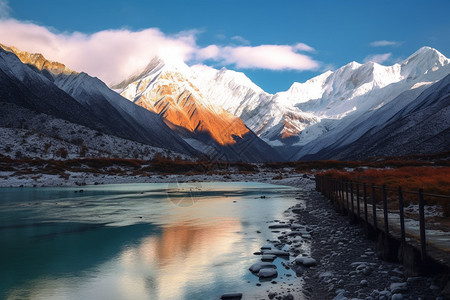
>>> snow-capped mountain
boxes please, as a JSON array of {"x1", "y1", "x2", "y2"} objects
[
  {"x1": 289, "y1": 47, "x2": 450, "y2": 159},
  {"x1": 2, "y1": 41, "x2": 449, "y2": 162},
  {"x1": 300, "y1": 73, "x2": 450, "y2": 160},
  {"x1": 191, "y1": 47, "x2": 450, "y2": 158},
  {"x1": 191, "y1": 65, "x2": 320, "y2": 146},
  {"x1": 117, "y1": 57, "x2": 280, "y2": 162},
  {"x1": 0, "y1": 45, "x2": 198, "y2": 157}
]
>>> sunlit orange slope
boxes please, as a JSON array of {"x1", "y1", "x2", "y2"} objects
[
  {"x1": 0, "y1": 43, "x2": 75, "y2": 75},
  {"x1": 120, "y1": 58, "x2": 250, "y2": 146}
]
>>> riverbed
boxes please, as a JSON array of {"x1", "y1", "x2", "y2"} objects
[{"x1": 0, "y1": 182, "x2": 305, "y2": 300}]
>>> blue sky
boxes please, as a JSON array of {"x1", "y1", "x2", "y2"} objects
[{"x1": 2, "y1": 0, "x2": 450, "y2": 93}]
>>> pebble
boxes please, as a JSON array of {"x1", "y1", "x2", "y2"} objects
[
  {"x1": 220, "y1": 293, "x2": 243, "y2": 300},
  {"x1": 391, "y1": 293, "x2": 403, "y2": 300},
  {"x1": 258, "y1": 268, "x2": 278, "y2": 278},
  {"x1": 261, "y1": 254, "x2": 277, "y2": 262},
  {"x1": 294, "y1": 256, "x2": 317, "y2": 267},
  {"x1": 333, "y1": 289, "x2": 347, "y2": 300},
  {"x1": 406, "y1": 276, "x2": 421, "y2": 283},
  {"x1": 249, "y1": 262, "x2": 276, "y2": 273},
  {"x1": 268, "y1": 224, "x2": 290, "y2": 229},
  {"x1": 262, "y1": 249, "x2": 290, "y2": 257},
  {"x1": 390, "y1": 282, "x2": 407, "y2": 294},
  {"x1": 379, "y1": 289, "x2": 392, "y2": 298},
  {"x1": 283, "y1": 293, "x2": 294, "y2": 300},
  {"x1": 268, "y1": 291, "x2": 277, "y2": 299},
  {"x1": 430, "y1": 284, "x2": 440, "y2": 290}
]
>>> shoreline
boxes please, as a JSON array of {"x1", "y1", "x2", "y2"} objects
[
  {"x1": 0, "y1": 169, "x2": 311, "y2": 188},
  {"x1": 1, "y1": 172, "x2": 448, "y2": 299}
]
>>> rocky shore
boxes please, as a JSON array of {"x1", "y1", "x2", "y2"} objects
[
  {"x1": 1, "y1": 169, "x2": 448, "y2": 299},
  {"x1": 252, "y1": 184, "x2": 449, "y2": 300}
]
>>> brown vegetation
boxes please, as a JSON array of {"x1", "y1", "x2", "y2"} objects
[
  {"x1": 317, "y1": 166, "x2": 450, "y2": 218},
  {"x1": 317, "y1": 167, "x2": 450, "y2": 196}
]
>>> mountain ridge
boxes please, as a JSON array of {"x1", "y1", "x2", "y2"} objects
[
  {"x1": 118, "y1": 57, "x2": 280, "y2": 162},
  {"x1": 0, "y1": 43, "x2": 76, "y2": 76},
  {"x1": 187, "y1": 46, "x2": 450, "y2": 155},
  {"x1": 0, "y1": 46, "x2": 199, "y2": 158},
  {"x1": 1, "y1": 42, "x2": 449, "y2": 161}
]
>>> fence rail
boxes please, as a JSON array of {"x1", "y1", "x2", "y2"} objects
[{"x1": 315, "y1": 175, "x2": 450, "y2": 263}]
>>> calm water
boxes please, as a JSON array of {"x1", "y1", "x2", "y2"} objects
[{"x1": 0, "y1": 182, "x2": 301, "y2": 300}]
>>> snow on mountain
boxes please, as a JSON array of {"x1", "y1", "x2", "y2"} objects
[
  {"x1": 190, "y1": 65, "x2": 319, "y2": 146},
  {"x1": 52, "y1": 71, "x2": 198, "y2": 156},
  {"x1": 291, "y1": 47, "x2": 450, "y2": 159},
  {"x1": 0, "y1": 45, "x2": 198, "y2": 158},
  {"x1": 301, "y1": 73, "x2": 450, "y2": 160},
  {"x1": 3, "y1": 41, "x2": 448, "y2": 162},
  {"x1": 191, "y1": 47, "x2": 450, "y2": 157},
  {"x1": 118, "y1": 57, "x2": 280, "y2": 162}
]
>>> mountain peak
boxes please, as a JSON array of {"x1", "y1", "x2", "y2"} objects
[
  {"x1": 345, "y1": 61, "x2": 362, "y2": 69},
  {"x1": 400, "y1": 46, "x2": 449, "y2": 79},
  {"x1": 403, "y1": 46, "x2": 448, "y2": 66},
  {"x1": 0, "y1": 43, "x2": 76, "y2": 76},
  {"x1": 111, "y1": 56, "x2": 191, "y2": 90},
  {"x1": 415, "y1": 46, "x2": 440, "y2": 55}
]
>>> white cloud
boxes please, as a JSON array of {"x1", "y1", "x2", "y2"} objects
[
  {"x1": 217, "y1": 44, "x2": 319, "y2": 70},
  {"x1": 0, "y1": 19, "x2": 197, "y2": 84},
  {"x1": 230, "y1": 35, "x2": 250, "y2": 45},
  {"x1": 370, "y1": 40, "x2": 402, "y2": 47},
  {"x1": 292, "y1": 43, "x2": 315, "y2": 52},
  {"x1": 363, "y1": 53, "x2": 392, "y2": 64},
  {"x1": 0, "y1": 18, "x2": 320, "y2": 84},
  {"x1": 197, "y1": 45, "x2": 220, "y2": 60},
  {"x1": 0, "y1": 0, "x2": 10, "y2": 19}
]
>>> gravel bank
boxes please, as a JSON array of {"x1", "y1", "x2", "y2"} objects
[{"x1": 285, "y1": 188, "x2": 449, "y2": 300}]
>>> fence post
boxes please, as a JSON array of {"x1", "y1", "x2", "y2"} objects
[
  {"x1": 333, "y1": 179, "x2": 336, "y2": 203},
  {"x1": 372, "y1": 184, "x2": 377, "y2": 229},
  {"x1": 331, "y1": 179, "x2": 335, "y2": 203},
  {"x1": 356, "y1": 183, "x2": 360, "y2": 219},
  {"x1": 363, "y1": 183, "x2": 368, "y2": 224},
  {"x1": 350, "y1": 182, "x2": 354, "y2": 215},
  {"x1": 398, "y1": 186, "x2": 405, "y2": 243},
  {"x1": 328, "y1": 178, "x2": 331, "y2": 198},
  {"x1": 383, "y1": 185, "x2": 389, "y2": 235},
  {"x1": 346, "y1": 182, "x2": 349, "y2": 212},
  {"x1": 334, "y1": 180, "x2": 338, "y2": 203},
  {"x1": 418, "y1": 188, "x2": 426, "y2": 260}
]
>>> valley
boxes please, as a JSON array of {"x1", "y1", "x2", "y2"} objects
[{"x1": 1, "y1": 12, "x2": 450, "y2": 299}]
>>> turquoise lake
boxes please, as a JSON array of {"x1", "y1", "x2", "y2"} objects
[{"x1": 0, "y1": 182, "x2": 301, "y2": 300}]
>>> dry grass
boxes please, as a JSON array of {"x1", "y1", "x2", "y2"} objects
[
  {"x1": 317, "y1": 166, "x2": 450, "y2": 218},
  {"x1": 318, "y1": 167, "x2": 450, "y2": 195}
]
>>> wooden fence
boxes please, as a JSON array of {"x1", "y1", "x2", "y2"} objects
[{"x1": 315, "y1": 175, "x2": 450, "y2": 265}]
